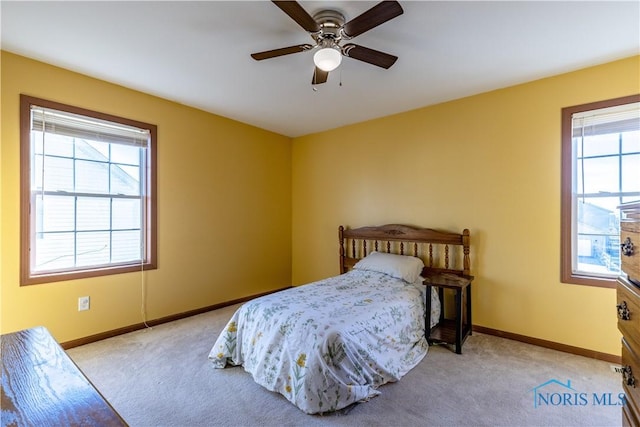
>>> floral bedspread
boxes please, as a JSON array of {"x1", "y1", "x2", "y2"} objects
[{"x1": 209, "y1": 270, "x2": 439, "y2": 414}]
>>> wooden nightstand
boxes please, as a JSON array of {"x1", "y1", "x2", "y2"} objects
[{"x1": 424, "y1": 272, "x2": 474, "y2": 354}]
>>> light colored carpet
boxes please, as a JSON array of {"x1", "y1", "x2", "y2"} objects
[{"x1": 68, "y1": 304, "x2": 622, "y2": 426}]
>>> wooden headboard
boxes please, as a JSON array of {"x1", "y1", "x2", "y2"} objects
[{"x1": 339, "y1": 224, "x2": 470, "y2": 278}]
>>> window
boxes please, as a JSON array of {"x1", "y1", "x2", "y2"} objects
[
  {"x1": 561, "y1": 94, "x2": 640, "y2": 287},
  {"x1": 20, "y1": 95, "x2": 157, "y2": 285}
]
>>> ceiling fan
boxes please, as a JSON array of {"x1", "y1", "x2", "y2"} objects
[{"x1": 251, "y1": 1, "x2": 404, "y2": 85}]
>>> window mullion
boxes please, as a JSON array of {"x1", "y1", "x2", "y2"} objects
[
  {"x1": 108, "y1": 143, "x2": 113, "y2": 264},
  {"x1": 110, "y1": 197, "x2": 114, "y2": 264},
  {"x1": 617, "y1": 130, "x2": 622, "y2": 204},
  {"x1": 139, "y1": 146, "x2": 145, "y2": 263},
  {"x1": 73, "y1": 138, "x2": 77, "y2": 269}
]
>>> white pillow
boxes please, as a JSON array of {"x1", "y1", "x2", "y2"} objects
[{"x1": 353, "y1": 251, "x2": 424, "y2": 283}]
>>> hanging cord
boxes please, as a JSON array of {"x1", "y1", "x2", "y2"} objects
[
  {"x1": 141, "y1": 274, "x2": 151, "y2": 329},
  {"x1": 140, "y1": 149, "x2": 151, "y2": 330},
  {"x1": 141, "y1": 258, "x2": 151, "y2": 330},
  {"x1": 39, "y1": 108, "x2": 46, "y2": 232},
  {"x1": 580, "y1": 118, "x2": 585, "y2": 205}
]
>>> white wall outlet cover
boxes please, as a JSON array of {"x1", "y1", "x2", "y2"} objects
[{"x1": 78, "y1": 296, "x2": 90, "y2": 311}]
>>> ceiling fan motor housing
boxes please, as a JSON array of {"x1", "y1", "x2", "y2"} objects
[{"x1": 312, "y1": 10, "x2": 346, "y2": 43}]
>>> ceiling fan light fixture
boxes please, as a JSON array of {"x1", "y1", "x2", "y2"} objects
[{"x1": 313, "y1": 46, "x2": 342, "y2": 72}]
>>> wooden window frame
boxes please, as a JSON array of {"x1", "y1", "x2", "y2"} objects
[
  {"x1": 560, "y1": 94, "x2": 640, "y2": 288},
  {"x1": 20, "y1": 95, "x2": 157, "y2": 285}
]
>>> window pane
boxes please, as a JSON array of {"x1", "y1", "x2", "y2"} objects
[
  {"x1": 581, "y1": 133, "x2": 619, "y2": 157},
  {"x1": 76, "y1": 231, "x2": 110, "y2": 266},
  {"x1": 33, "y1": 132, "x2": 43, "y2": 155},
  {"x1": 43, "y1": 156, "x2": 74, "y2": 192},
  {"x1": 43, "y1": 133, "x2": 74, "y2": 157},
  {"x1": 33, "y1": 132, "x2": 74, "y2": 157},
  {"x1": 76, "y1": 159, "x2": 109, "y2": 193},
  {"x1": 77, "y1": 197, "x2": 110, "y2": 231},
  {"x1": 622, "y1": 154, "x2": 640, "y2": 193},
  {"x1": 111, "y1": 144, "x2": 140, "y2": 166},
  {"x1": 34, "y1": 232, "x2": 75, "y2": 271},
  {"x1": 576, "y1": 199, "x2": 620, "y2": 275},
  {"x1": 40, "y1": 195, "x2": 75, "y2": 232},
  {"x1": 622, "y1": 130, "x2": 640, "y2": 153},
  {"x1": 112, "y1": 230, "x2": 141, "y2": 262},
  {"x1": 580, "y1": 196, "x2": 621, "y2": 213},
  {"x1": 112, "y1": 198, "x2": 140, "y2": 230},
  {"x1": 111, "y1": 164, "x2": 140, "y2": 196},
  {"x1": 75, "y1": 139, "x2": 110, "y2": 161},
  {"x1": 581, "y1": 156, "x2": 619, "y2": 194},
  {"x1": 33, "y1": 154, "x2": 43, "y2": 191}
]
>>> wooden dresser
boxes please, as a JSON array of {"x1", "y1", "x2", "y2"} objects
[
  {"x1": 617, "y1": 201, "x2": 640, "y2": 427},
  {"x1": 1, "y1": 326, "x2": 127, "y2": 426}
]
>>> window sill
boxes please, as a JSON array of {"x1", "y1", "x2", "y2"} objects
[
  {"x1": 561, "y1": 272, "x2": 617, "y2": 289},
  {"x1": 21, "y1": 262, "x2": 156, "y2": 286}
]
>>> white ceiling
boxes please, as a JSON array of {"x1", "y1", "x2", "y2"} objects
[{"x1": 2, "y1": 1, "x2": 639, "y2": 137}]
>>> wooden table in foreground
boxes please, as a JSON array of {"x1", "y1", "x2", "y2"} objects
[
  {"x1": 424, "y1": 272, "x2": 474, "y2": 354},
  {"x1": 1, "y1": 326, "x2": 127, "y2": 426}
]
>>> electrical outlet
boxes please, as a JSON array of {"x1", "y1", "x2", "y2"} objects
[{"x1": 78, "y1": 296, "x2": 90, "y2": 311}]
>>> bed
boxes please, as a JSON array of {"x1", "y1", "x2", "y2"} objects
[{"x1": 209, "y1": 224, "x2": 471, "y2": 414}]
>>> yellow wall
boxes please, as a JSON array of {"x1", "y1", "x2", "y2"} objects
[
  {"x1": 292, "y1": 55, "x2": 640, "y2": 356},
  {"x1": 2, "y1": 50, "x2": 639, "y2": 356},
  {"x1": 0, "y1": 52, "x2": 292, "y2": 343}
]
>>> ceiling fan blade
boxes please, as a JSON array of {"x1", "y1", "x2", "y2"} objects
[
  {"x1": 312, "y1": 67, "x2": 328, "y2": 85},
  {"x1": 251, "y1": 44, "x2": 313, "y2": 61},
  {"x1": 342, "y1": 44, "x2": 398, "y2": 69},
  {"x1": 342, "y1": 1, "x2": 403, "y2": 39},
  {"x1": 272, "y1": 1, "x2": 321, "y2": 33}
]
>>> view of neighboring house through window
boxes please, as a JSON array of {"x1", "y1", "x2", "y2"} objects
[
  {"x1": 561, "y1": 95, "x2": 640, "y2": 287},
  {"x1": 20, "y1": 95, "x2": 157, "y2": 285}
]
